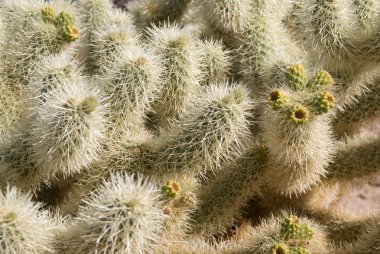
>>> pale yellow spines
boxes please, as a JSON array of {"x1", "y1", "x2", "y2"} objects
[
  {"x1": 261, "y1": 66, "x2": 337, "y2": 196},
  {"x1": 148, "y1": 24, "x2": 202, "y2": 124},
  {"x1": 128, "y1": 0, "x2": 192, "y2": 30},
  {"x1": 327, "y1": 129, "x2": 380, "y2": 185},
  {"x1": 190, "y1": 144, "x2": 266, "y2": 236},
  {"x1": 247, "y1": 211, "x2": 328, "y2": 254},
  {"x1": 198, "y1": 39, "x2": 231, "y2": 86},
  {"x1": 148, "y1": 83, "x2": 253, "y2": 179},
  {"x1": 0, "y1": 185, "x2": 55, "y2": 254}
]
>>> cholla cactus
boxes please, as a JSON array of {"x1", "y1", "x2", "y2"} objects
[
  {"x1": 0, "y1": 186, "x2": 54, "y2": 254},
  {"x1": 0, "y1": 0, "x2": 379, "y2": 253}
]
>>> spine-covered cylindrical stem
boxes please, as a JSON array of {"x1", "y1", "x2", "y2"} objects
[
  {"x1": 190, "y1": 144, "x2": 266, "y2": 236},
  {"x1": 55, "y1": 173, "x2": 165, "y2": 254},
  {"x1": 128, "y1": 0, "x2": 192, "y2": 30},
  {"x1": 198, "y1": 39, "x2": 230, "y2": 86},
  {"x1": 88, "y1": 9, "x2": 138, "y2": 73},
  {"x1": 327, "y1": 131, "x2": 380, "y2": 184},
  {"x1": 194, "y1": 0, "x2": 253, "y2": 33},
  {"x1": 334, "y1": 78, "x2": 380, "y2": 136},
  {"x1": 26, "y1": 84, "x2": 105, "y2": 186},
  {"x1": 3, "y1": 2, "x2": 80, "y2": 82},
  {"x1": 148, "y1": 83, "x2": 253, "y2": 179},
  {"x1": 261, "y1": 65, "x2": 336, "y2": 196},
  {"x1": 0, "y1": 186, "x2": 54, "y2": 254},
  {"x1": 100, "y1": 45, "x2": 162, "y2": 137},
  {"x1": 148, "y1": 24, "x2": 201, "y2": 124}
]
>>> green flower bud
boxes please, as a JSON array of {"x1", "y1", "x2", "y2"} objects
[
  {"x1": 308, "y1": 70, "x2": 334, "y2": 89},
  {"x1": 311, "y1": 91, "x2": 335, "y2": 114},
  {"x1": 162, "y1": 180, "x2": 181, "y2": 199},
  {"x1": 286, "y1": 64, "x2": 307, "y2": 91},
  {"x1": 280, "y1": 215, "x2": 314, "y2": 240},
  {"x1": 41, "y1": 5, "x2": 56, "y2": 24}
]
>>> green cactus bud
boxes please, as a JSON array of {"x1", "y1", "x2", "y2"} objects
[
  {"x1": 271, "y1": 243, "x2": 289, "y2": 254},
  {"x1": 286, "y1": 64, "x2": 307, "y2": 90},
  {"x1": 61, "y1": 25, "x2": 80, "y2": 42},
  {"x1": 280, "y1": 215, "x2": 314, "y2": 240},
  {"x1": 308, "y1": 70, "x2": 334, "y2": 90},
  {"x1": 268, "y1": 89, "x2": 289, "y2": 110},
  {"x1": 41, "y1": 5, "x2": 56, "y2": 24},
  {"x1": 311, "y1": 91, "x2": 335, "y2": 115},
  {"x1": 55, "y1": 11, "x2": 75, "y2": 27},
  {"x1": 290, "y1": 247, "x2": 310, "y2": 254},
  {"x1": 162, "y1": 180, "x2": 181, "y2": 199},
  {"x1": 289, "y1": 104, "x2": 310, "y2": 124}
]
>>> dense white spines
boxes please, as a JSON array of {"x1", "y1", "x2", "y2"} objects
[
  {"x1": 101, "y1": 45, "x2": 162, "y2": 136},
  {"x1": 28, "y1": 84, "x2": 106, "y2": 180},
  {"x1": 198, "y1": 39, "x2": 230, "y2": 86},
  {"x1": 194, "y1": 0, "x2": 252, "y2": 33},
  {"x1": 261, "y1": 65, "x2": 337, "y2": 196},
  {"x1": 56, "y1": 173, "x2": 165, "y2": 254},
  {"x1": 148, "y1": 24, "x2": 201, "y2": 123},
  {"x1": 89, "y1": 9, "x2": 138, "y2": 73},
  {"x1": 149, "y1": 83, "x2": 253, "y2": 178},
  {"x1": 128, "y1": 0, "x2": 192, "y2": 30},
  {"x1": 191, "y1": 145, "x2": 266, "y2": 236},
  {"x1": 2, "y1": 1, "x2": 80, "y2": 82},
  {"x1": 0, "y1": 186, "x2": 54, "y2": 254},
  {"x1": 27, "y1": 51, "x2": 83, "y2": 104}
]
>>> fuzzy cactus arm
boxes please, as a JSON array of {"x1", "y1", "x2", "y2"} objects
[
  {"x1": 334, "y1": 78, "x2": 380, "y2": 136},
  {"x1": 327, "y1": 131, "x2": 380, "y2": 184},
  {"x1": 193, "y1": 0, "x2": 252, "y2": 33},
  {"x1": 100, "y1": 45, "x2": 162, "y2": 137},
  {"x1": 261, "y1": 65, "x2": 337, "y2": 196},
  {"x1": 2, "y1": 1, "x2": 80, "y2": 82},
  {"x1": 294, "y1": 0, "x2": 355, "y2": 73},
  {"x1": 147, "y1": 84, "x2": 253, "y2": 179},
  {"x1": 198, "y1": 39, "x2": 231, "y2": 86},
  {"x1": 25, "y1": 85, "x2": 106, "y2": 188},
  {"x1": 27, "y1": 51, "x2": 84, "y2": 104},
  {"x1": 54, "y1": 173, "x2": 165, "y2": 254},
  {"x1": 128, "y1": 0, "x2": 192, "y2": 30},
  {"x1": 147, "y1": 24, "x2": 201, "y2": 124},
  {"x1": 88, "y1": 9, "x2": 138, "y2": 73},
  {"x1": 0, "y1": 186, "x2": 55, "y2": 254},
  {"x1": 190, "y1": 145, "x2": 266, "y2": 236}
]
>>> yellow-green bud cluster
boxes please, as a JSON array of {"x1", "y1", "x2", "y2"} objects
[
  {"x1": 268, "y1": 89, "x2": 289, "y2": 110},
  {"x1": 161, "y1": 180, "x2": 181, "y2": 199},
  {"x1": 289, "y1": 104, "x2": 310, "y2": 124},
  {"x1": 286, "y1": 64, "x2": 307, "y2": 91},
  {"x1": 41, "y1": 6, "x2": 80, "y2": 42},
  {"x1": 280, "y1": 215, "x2": 314, "y2": 240},
  {"x1": 307, "y1": 70, "x2": 334, "y2": 90},
  {"x1": 311, "y1": 91, "x2": 336, "y2": 115},
  {"x1": 41, "y1": 5, "x2": 56, "y2": 24},
  {"x1": 269, "y1": 64, "x2": 335, "y2": 124},
  {"x1": 271, "y1": 242, "x2": 289, "y2": 254},
  {"x1": 290, "y1": 247, "x2": 310, "y2": 254}
]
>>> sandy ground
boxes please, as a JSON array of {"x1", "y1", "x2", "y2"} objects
[{"x1": 338, "y1": 177, "x2": 380, "y2": 216}]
